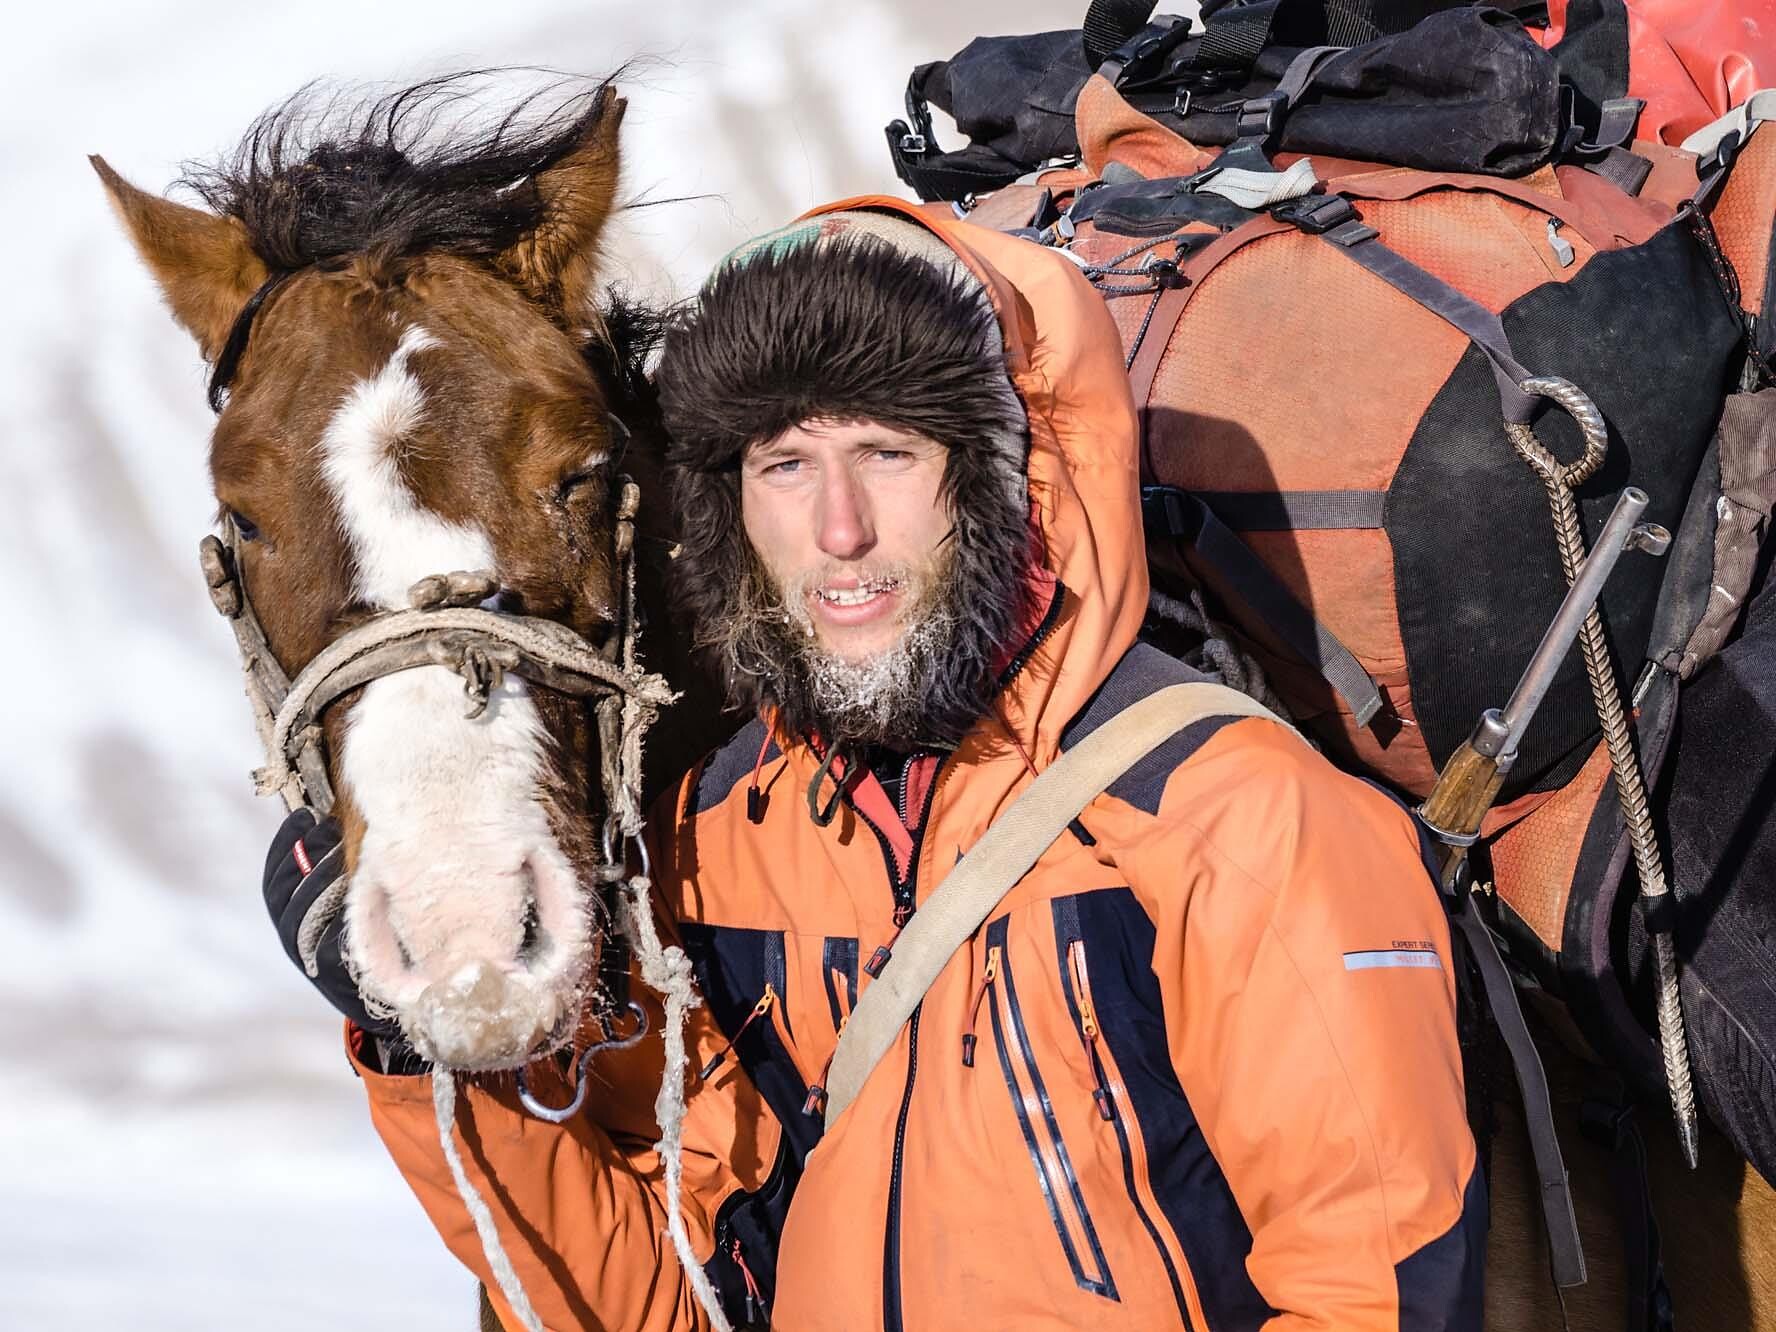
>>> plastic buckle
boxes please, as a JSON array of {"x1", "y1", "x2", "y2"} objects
[
  {"x1": 1271, "y1": 191, "x2": 1358, "y2": 235},
  {"x1": 1139, "y1": 485, "x2": 1195, "y2": 538},
  {"x1": 1236, "y1": 91, "x2": 1287, "y2": 141},
  {"x1": 899, "y1": 132, "x2": 928, "y2": 155},
  {"x1": 1701, "y1": 128, "x2": 1742, "y2": 178}
]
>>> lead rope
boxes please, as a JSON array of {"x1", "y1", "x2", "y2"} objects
[
  {"x1": 615, "y1": 875, "x2": 735, "y2": 1332},
  {"x1": 433, "y1": 1068, "x2": 548, "y2": 1332},
  {"x1": 434, "y1": 479, "x2": 728, "y2": 1332}
]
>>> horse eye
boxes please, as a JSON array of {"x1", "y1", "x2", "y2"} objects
[
  {"x1": 555, "y1": 469, "x2": 603, "y2": 504},
  {"x1": 229, "y1": 510, "x2": 262, "y2": 542}
]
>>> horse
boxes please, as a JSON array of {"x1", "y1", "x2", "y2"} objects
[
  {"x1": 91, "y1": 73, "x2": 714, "y2": 1075},
  {"x1": 1485, "y1": 1022, "x2": 1776, "y2": 1330}
]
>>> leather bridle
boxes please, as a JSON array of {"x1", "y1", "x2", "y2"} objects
[{"x1": 198, "y1": 479, "x2": 675, "y2": 845}]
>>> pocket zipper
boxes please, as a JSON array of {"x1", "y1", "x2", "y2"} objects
[
  {"x1": 699, "y1": 985, "x2": 776, "y2": 1081},
  {"x1": 1068, "y1": 939, "x2": 1116, "y2": 1122},
  {"x1": 961, "y1": 945, "x2": 1002, "y2": 1067}
]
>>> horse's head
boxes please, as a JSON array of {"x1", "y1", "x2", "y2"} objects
[{"x1": 94, "y1": 78, "x2": 658, "y2": 1071}]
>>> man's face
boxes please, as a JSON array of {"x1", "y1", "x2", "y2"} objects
[{"x1": 740, "y1": 418, "x2": 952, "y2": 662}]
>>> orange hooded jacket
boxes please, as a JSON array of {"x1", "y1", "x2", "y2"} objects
[{"x1": 351, "y1": 198, "x2": 1485, "y2": 1331}]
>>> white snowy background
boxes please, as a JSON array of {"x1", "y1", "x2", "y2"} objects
[{"x1": 0, "y1": 3, "x2": 1054, "y2": 1326}]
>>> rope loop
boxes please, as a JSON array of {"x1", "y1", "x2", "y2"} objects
[{"x1": 1508, "y1": 375, "x2": 1610, "y2": 491}]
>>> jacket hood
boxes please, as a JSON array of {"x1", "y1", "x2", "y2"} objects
[{"x1": 798, "y1": 196, "x2": 1150, "y2": 766}]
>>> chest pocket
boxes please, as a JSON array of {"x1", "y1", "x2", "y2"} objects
[
  {"x1": 981, "y1": 911, "x2": 1122, "y2": 1302},
  {"x1": 680, "y1": 924, "x2": 859, "y2": 1146},
  {"x1": 680, "y1": 924, "x2": 861, "y2": 1322}
]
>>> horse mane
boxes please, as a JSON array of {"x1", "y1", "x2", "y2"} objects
[
  {"x1": 178, "y1": 70, "x2": 618, "y2": 272},
  {"x1": 590, "y1": 289, "x2": 666, "y2": 437},
  {"x1": 180, "y1": 70, "x2": 662, "y2": 423}
]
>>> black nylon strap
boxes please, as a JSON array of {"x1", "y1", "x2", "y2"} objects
[
  {"x1": 1579, "y1": 1090, "x2": 1676, "y2": 1331},
  {"x1": 1317, "y1": 219, "x2": 1543, "y2": 423},
  {"x1": 883, "y1": 125, "x2": 1026, "y2": 204},
  {"x1": 1192, "y1": 0, "x2": 1284, "y2": 79},
  {"x1": 1143, "y1": 486, "x2": 1384, "y2": 725},
  {"x1": 1593, "y1": 96, "x2": 1644, "y2": 150},
  {"x1": 1216, "y1": 43, "x2": 1344, "y2": 171},
  {"x1": 1195, "y1": 489, "x2": 1387, "y2": 530},
  {"x1": 1589, "y1": 145, "x2": 1654, "y2": 197},
  {"x1": 1084, "y1": 0, "x2": 1160, "y2": 68},
  {"x1": 1450, "y1": 883, "x2": 1588, "y2": 1287}
]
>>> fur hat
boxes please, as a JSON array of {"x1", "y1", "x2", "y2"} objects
[{"x1": 657, "y1": 211, "x2": 1035, "y2": 745}]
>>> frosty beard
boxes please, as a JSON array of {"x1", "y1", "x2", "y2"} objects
[{"x1": 718, "y1": 544, "x2": 984, "y2": 753}]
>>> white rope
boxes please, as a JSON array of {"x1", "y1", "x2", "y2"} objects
[
  {"x1": 424, "y1": 874, "x2": 729, "y2": 1332},
  {"x1": 432, "y1": 1067, "x2": 547, "y2": 1332},
  {"x1": 257, "y1": 603, "x2": 676, "y2": 799},
  {"x1": 1147, "y1": 586, "x2": 1292, "y2": 719},
  {"x1": 616, "y1": 874, "x2": 735, "y2": 1332}
]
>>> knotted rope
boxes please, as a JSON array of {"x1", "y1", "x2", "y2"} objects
[{"x1": 257, "y1": 600, "x2": 675, "y2": 810}]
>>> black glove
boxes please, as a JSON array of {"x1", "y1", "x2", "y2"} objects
[{"x1": 263, "y1": 807, "x2": 400, "y2": 1038}]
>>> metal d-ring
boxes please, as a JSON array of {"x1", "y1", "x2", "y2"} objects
[
  {"x1": 516, "y1": 1000, "x2": 651, "y2": 1124},
  {"x1": 1510, "y1": 375, "x2": 1610, "y2": 491},
  {"x1": 601, "y1": 816, "x2": 651, "y2": 881}
]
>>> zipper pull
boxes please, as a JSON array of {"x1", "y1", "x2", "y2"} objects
[
  {"x1": 699, "y1": 986, "x2": 776, "y2": 1081},
  {"x1": 731, "y1": 1234, "x2": 767, "y2": 1323},
  {"x1": 962, "y1": 947, "x2": 1002, "y2": 1067},
  {"x1": 865, "y1": 918, "x2": 910, "y2": 978},
  {"x1": 1547, "y1": 217, "x2": 1575, "y2": 268},
  {"x1": 1069, "y1": 940, "x2": 1115, "y2": 1121}
]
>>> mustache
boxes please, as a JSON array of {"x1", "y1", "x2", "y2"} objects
[{"x1": 785, "y1": 563, "x2": 916, "y2": 597}]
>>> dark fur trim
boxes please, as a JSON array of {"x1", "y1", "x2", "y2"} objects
[{"x1": 657, "y1": 233, "x2": 1034, "y2": 747}]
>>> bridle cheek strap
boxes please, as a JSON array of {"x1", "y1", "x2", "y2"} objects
[{"x1": 200, "y1": 477, "x2": 675, "y2": 830}]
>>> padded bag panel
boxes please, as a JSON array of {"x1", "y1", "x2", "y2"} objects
[{"x1": 1390, "y1": 218, "x2": 1740, "y2": 796}]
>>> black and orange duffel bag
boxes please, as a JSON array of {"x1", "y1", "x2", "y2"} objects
[{"x1": 887, "y1": 0, "x2": 1776, "y2": 1177}]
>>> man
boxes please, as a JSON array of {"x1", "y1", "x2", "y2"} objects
[{"x1": 266, "y1": 201, "x2": 1485, "y2": 1329}]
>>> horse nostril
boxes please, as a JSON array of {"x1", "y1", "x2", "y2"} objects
[{"x1": 519, "y1": 892, "x2": 544, "y2": 963}]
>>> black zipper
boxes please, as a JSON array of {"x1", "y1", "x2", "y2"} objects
[
  {"x1": 867, "y1": 582, "x2": 1064, "y2": 1331},
  {"x1": 709, "y1": 1130, "x2": 793, "y2": 1327},
  {"x1": 1056, "y1": 917, "x2": 1194, "y2": 1328},
  {"x1": 883, "y1": 1005, "x2": 921, "y2": 1332},
  {"x1": 994, "y1": 578, "x2": 1067, "y2": 695},
  {"x1": 987, "y1": 918, "x2": 1118, "y2": 1300},
  {"x1": 879, "y1": 759, "x2": 946, "y2": 1332}
]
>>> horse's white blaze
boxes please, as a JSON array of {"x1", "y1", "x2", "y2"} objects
[{"x1": 319, "y1": 326, "x2": 585, "y2": 1063}]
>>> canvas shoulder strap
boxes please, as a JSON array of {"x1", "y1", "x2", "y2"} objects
[{"x1": 822, "y1": 680, "x2": 1295, "y2": 1127}]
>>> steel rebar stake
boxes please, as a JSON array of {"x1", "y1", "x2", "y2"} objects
[{"x1": 1507, "y1": 377, "x2": 1700, "y2": 1169}]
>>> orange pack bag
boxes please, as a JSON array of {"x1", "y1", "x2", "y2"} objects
[
  {"x1": 1052, "y1": 74, "x2": 1737, "y2": 810},
  {"x1": 946, "y1": 39, "x2": 1776, "y2": 1068}
]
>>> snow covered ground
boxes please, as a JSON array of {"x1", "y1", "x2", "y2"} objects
[{"x1": 0, "y1": 2, "x2": 1041, "y2": 1325}]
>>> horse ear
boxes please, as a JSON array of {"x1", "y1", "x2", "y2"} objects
[
  {"x1": 90, "y1": 154, "x2": 270, "y2": 361},
  {"x1": 498, "y1": 88, "x2": 625, "y2": 323}
]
